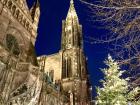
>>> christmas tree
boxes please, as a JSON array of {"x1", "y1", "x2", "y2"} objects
[{"x1": 95, "y1": 55, "x2": 140, "y2": 105}]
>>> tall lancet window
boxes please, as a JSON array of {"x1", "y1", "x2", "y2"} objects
[
  {"x1": 77, "y1": 34, "x2": 81, "y2": 47},
  {"x1": 49, "y1": 70, "x2": 54, "y2": 82},
  {"x1": 62, "y1": 57, "x2": 72, "y2": 79},
  {"x1": 62, "y1": 59, "x2": 66, "y2": 79},
  {"x1": 67, "y1": 57, "x2": 72, "y2": 77},
  {"x1": 65, "y1": 25, "x2": 73, "y2": 49}
]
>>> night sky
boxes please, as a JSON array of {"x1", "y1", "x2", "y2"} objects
[{"x1": 27, "y1": 0, "x2": 108, "y2": 97}]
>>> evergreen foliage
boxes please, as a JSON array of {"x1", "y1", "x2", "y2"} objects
[{"x1": 96, "y1": 55, "x2": 140, "y2": 105}]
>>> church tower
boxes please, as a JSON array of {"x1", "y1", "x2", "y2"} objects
[
  {"x1": 61, "y1": 0, "x2": 84, "y2": 78},
  {"x1": 61, "y1": 0, "x2": 83, "y2": 50},
  {"x1": 39, "y1": 0, "x2": 92, "y2": 104},
  {"x1": 61, "y1": 0, "x2": 91, "y2": 104}
]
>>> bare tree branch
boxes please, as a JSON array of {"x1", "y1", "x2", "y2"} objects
[{"x1": 80, "y1": 0, "x2": 140, "y2": 86}]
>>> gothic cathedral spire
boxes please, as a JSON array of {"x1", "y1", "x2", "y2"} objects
[
  {"x1": 60, "y1": 1, "x2": 91, "y2": 104},
  {"x1": 61, "y1": 0, "x2": 83, "y2": 50},
  {"x1": 70, "y1": 0, "x2": 74, "y2": 4},
  {"x1": 38, "y1": 0, "x2": 92, "y2": 104},
  {"x1": 66, "y1": 0, "x2": 78, "y2": 24}
]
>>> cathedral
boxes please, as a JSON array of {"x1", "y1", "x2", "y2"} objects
[
  {"x1": 0, "y1": 0, "x2": 41, "y2": 104},
  {"x1": 38, "y1": 0, "x2": 92, "y2": 104},
  {"x1": 0, "y1": 0, "x2": 92, "y2": 105}
]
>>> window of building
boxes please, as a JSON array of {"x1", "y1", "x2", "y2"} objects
[
  {"x1": 67, "y1": 57, "x2": 72, "y2": 77},
  {"x1": 22, "y1": 19, "x2": 26, "y2": 26},
  {"x1": 49, "y1": 70, "x2": 54, "y2": 82},
  {"x1": 8, "y1": 1, "x2": 12, "y2": 9},
  {"x1": 3, "y1": 0, "x2": 8, "y2": 5},
  {"x1": 18, "y1": 14, "x2": 23, "y2": 22},
  {"x1": 6, "y1": 34, "x2": 20, "y2": 56},
  {"x1": 62, "y1": 57, "x2": 72, "y2": 79},
  {"x1": 62, "y1": 59, "x2": 66, "y2": 79},
  {"x1": 15, "y1": 10, "x2": 20, "y2": 18},
  {"x1": 26, "y1": 22, "x2": 29, "y2": 30},
  {"x1": 12, "y1": 5, "x2": 16, "y2": 14}
]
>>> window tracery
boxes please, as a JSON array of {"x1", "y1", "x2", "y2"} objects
[
  {"x1": 15, "y1": 9, "x2": 20, "y2": 18},
  {"x1": 6, "y1": 34, "x2": 20, "y2": 56},
  {"x1": 22, "y1": 18, "x2": 26, "y2": 26},
  {"x1": 3, "y1": 0, "x2": 8, "y2": 5},
  {"x1": 8, "y1": 1, "x2": 12, "y2": 9},
  {"x1": 62, "y1": 57, "x2": 72, "y2": 79},
  {"x1": 12, "y1": 5, "x2": 16, "y2": 14}
]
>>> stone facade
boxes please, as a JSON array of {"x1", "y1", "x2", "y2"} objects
[
  {"x1": 39, "y1": 0, "x2": 92, "y2": 104},
  {"x1": 0, "y1": 0, "x2": 92, "y2": 105},
  {"x1": 0, "y1": 0, "x2": 41, "y2": 104}
]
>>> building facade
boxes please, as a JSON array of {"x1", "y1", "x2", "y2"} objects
[
  {"x1": 0, "y1": 0, "x2": 41, "y2": 104},
  {"x1": 0, "y1": 0, "x2": 92, "y2": 105},
  {"x1": 38, "y1": 0, "x2": 92, "y2": 104}
]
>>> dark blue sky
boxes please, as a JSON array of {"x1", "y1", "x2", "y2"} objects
[{"x1": 27, "y1": 0, "x2": 108, "y2": 97}]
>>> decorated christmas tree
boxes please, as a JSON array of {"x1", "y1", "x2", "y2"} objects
[{"x1": 95, "y1": 55, "x2": 140, "y2": 105}]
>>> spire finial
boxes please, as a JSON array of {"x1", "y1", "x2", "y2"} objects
[
  {"x1": 36, "y1": 0, "x2": 40, "y2": 7},
  {"x1": 70, "y1": 0, "x2": 74, "y2": 4}
]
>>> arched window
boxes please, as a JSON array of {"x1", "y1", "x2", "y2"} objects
[
  {"x1": 18, "y1": 14, "x2": 23, "y2": 22},
  {"x1": 62, "y1": 57, "x2": 72, "y2": 79},
  {"x1": 22, "y1": 19, "x2": 26, "y2": 26},
  {"x1": 49, "y1": 70, "x2": 54, "y2": 82},
  {"x1": 6, "y1": 34, "x2": 20, "y2": 56},
  {"x1": 26, "y1": 22, "x2": 29, "y2": 30},
  {"x1": 12, "y1": 5, "x2": 16, "y2": 14},
  {"x1": 67, "y1": 58, "x2": 72, "y2": 77},
  {"x1": 62, "y1": 59, "x2": 66, "y2": 79},
  {"x1": 15, "y1": 10, "x2": 20, "y2": 18},
  {"x1": 3, "y1": 0, "x2": 8, "y2": 5},
  {"x1": 8, "y1": 1, "x2": 12, "y2": 9},
  {"x1": 77, "y1": 34, "x2": 81, "y2": 47}
]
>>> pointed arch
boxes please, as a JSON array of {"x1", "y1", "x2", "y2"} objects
[
  {"x1": 67, "y1": 57, "x2": 72, "y2": 78},
  {"x1": 6, "y1": 34, "x2": 20, "y2": 56},
  {"x1": 7, "y1": 0, "x2": 12, "y2": 9},
  {"x1": 12, "y1": 5, "x2": 16, "y2": 14},
  {"x1": 62, "y1": 58, "x2": 66, "y2": 79},
  {"x1": 62, "y1": 57, "x2": 72, "y2": 79},
  {"x1": 49, "y1": 70, "x2": 54, "y2": 82}
]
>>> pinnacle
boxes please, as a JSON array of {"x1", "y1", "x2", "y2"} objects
[
  {"x1": 36, "y1": 0, "x2": 40, "y2": 7},
  {"x1": 70, "y1": 0, "x2": 74, "y2": 4}
]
